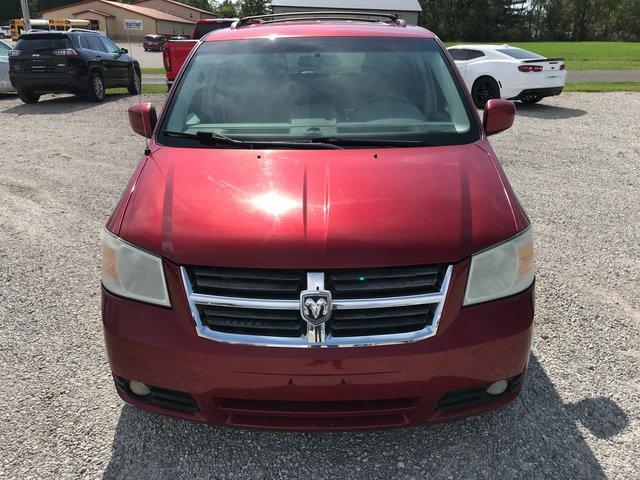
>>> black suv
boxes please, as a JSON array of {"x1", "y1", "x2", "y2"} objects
[{"x1": 9, "y1": 30, "x2": 141, "y2": 103}]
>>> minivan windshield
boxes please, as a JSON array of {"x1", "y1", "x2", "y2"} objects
[{"x1": 160, "y1": 37, "x2": 478, "y2": 148}]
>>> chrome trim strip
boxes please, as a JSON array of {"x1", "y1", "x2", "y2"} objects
[
  {"x1": 305, "y1": 272, "x2": 327, "y2": 344},
  {"x1": 189, "y1": 293, "x2": 299, "y2": 310},
  {"x1": 334, "y1": 293, "x2": 444, "y2": 310},
  {"x1": 180, "y1": 265, "x2": 453, "y2": 348},
  {"x1": 306, "y1": 272, "x2": 325, "y2": 290},
  {"x1": 187, "y1": 292, "x2": 444, "y2": 310}
]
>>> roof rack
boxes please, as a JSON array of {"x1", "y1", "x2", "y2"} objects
[
  {"x1": 231, "y1": 11, "x2": 407, "y2": 29},
  {"x1": 67, "y1": 28, "x2": 101, "y2": 34}
]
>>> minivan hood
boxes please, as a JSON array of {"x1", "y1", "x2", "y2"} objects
[{"x1": 119, "y1": 144, "x2": 522, "y2": 268}]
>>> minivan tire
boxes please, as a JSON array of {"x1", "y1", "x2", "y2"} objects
[
  {"x1": 128, "y1": 68, "x2": 142, "y2": 95},
  {"x1": 86, "y1": 71, "x2": 106, "y2": 102},
  {"x1": 17, "y1": 90, "x2": 40, "y2": 104}
]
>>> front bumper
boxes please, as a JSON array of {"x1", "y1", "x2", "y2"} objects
[{"x1": 103, "y1": 260, "x2": 534, "y2": 430}]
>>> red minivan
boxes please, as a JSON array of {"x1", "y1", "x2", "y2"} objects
[{"x1": 103, "y1": 13, "x2": 534, "y2": 430}]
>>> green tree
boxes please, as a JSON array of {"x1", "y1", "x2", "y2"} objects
[
  {"x1": 184, "y1": 0, "x2": 214, "y2": 12},
  {"x1": 238, "y1": 0, "x2": 271, "y2": 17},
  {"x1": 419, "y1": 0, "x2": 533, "y2": 41},
  {"x1": 213, "y1": 0, "x2": 238, "y2": 17},
  {"x1": 613, "y1": 0, "x2": 640, "y2": 40},
  {"x1": 1, "y1": 0, "x2": 42, "y2": 23}
]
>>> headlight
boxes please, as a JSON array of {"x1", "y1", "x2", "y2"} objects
[
  {"x1": 464, "y1": 228, "x2": 534, "y2": 306},
  {"x1": 102, "y1": 229, "x2": 170, "y2": 307}
]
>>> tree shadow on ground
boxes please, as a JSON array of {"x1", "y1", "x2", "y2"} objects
[{"x1": 102, "y1": 355, "x2": 628, "y2": 480}]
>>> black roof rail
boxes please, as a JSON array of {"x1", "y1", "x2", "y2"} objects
[
  {"x1": 231, "y1": 11, "x2": 407, "y2": 29},
  {"x1": 67, "y1": 28, "x2": 101, "y2": 34}
]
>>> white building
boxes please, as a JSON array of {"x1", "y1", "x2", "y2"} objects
[
  {"x1": 41, "y1": 0, "x2": 196, "y2": 40},
  {"x1": 270, "y1": 0, "x2": 422, "y2": 25}
]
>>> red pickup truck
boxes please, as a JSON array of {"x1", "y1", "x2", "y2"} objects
[
  {"x1": 107, "y1": 12, "x2": 534, "y2": 431},
  {"x1": 162, "y1": 18, "x2": 236, "y2": 89}
]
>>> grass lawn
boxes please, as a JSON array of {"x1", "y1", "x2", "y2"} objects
[
  {"x1": 140, "y1": 67, "x2": 166, "y2": 75},
  {"x1": 445, "y1": 41, "x2": 640, "y2": 71},
  {"x1": 108, "y1": 84, "x2": 168, "y2": 95},
  {"x1": 564, "y1": 81, "x2": 640, "y2": 92}
]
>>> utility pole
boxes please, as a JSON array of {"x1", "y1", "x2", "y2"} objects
[{"x1": 20, "y1": 0, "x2": 32, "y2": 32}]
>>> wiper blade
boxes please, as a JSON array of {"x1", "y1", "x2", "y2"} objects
[
  {"x1": 310, "y1": 136, "x2": 433, "y2": 147},
  {"x1": 162, "y1": 131, "x2": 344, "y2": 149},
  {"x1": 163, "y1": 130, "x2": 245, "y2": 146}
]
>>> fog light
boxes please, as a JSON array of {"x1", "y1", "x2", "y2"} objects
[
  {"x1": 486, "y1": 380, "x2": 509, "y2": 396},
  {"x1": 129, "y1": 380, "x2": 151, "y2": 396}
]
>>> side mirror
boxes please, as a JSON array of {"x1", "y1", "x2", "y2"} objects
[
  {"x1": 483, "y1": 99, "x2": 516, "y2": 136},
  {"x1": 128, "y1": 102, "x2": 157, "y2": 138},
  {"x1": 120, "y1": 48, "x2": 128, "y2": 54}
]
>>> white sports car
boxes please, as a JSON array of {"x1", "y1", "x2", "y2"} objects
[{"x1": 447, "y1": 44, "x2": 567, "y2": 108}]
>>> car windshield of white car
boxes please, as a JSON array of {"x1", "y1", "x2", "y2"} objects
[
  {"x1": 497, "y1": 48, "x2": 544, "y2": 60},
  {"x1": 160, "y1": 37, "x2": 479, "y2": 148}
]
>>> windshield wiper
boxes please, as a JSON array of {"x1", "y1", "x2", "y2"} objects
[
  {"x1": 162, "y1": 131, "x2": 344, "y2": 149},
  {"x1": 163, "y1": 130, "x2": 245, "y2": 146},
  {"x1": 309, "y1": 137, "x2": 434, "y2": 147}
]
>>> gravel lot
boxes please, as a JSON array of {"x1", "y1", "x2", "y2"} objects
[{"x1": 0, "y1": 92, "x2": 638, "y2": 479}]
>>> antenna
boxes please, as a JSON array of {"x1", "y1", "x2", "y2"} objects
[{"x1": 120, "y1": 0, "x2": 148, "y2": 154}]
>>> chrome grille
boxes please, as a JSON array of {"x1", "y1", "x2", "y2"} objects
[
  {"x1": 188, "y1": 267, "x2": 305, "y2": 299},
  {"x1": 198, "y1": 305, "x2": 304, "y2": 338},
  {"x1": 326, "y1": 265, "x2": 445, "y2": 298},
  {"x1": 182, "y1": 265, "x2": 452, "y2": 348},
  {"x1": 329, "y1": 304, "x2": 437, "y2": 337}
]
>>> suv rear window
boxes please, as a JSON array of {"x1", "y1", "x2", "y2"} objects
[
  {"x1": 192, "y1": 21, "x2": 234, "y2": 39},
  {"x1": 161, "y1": 37, "x2": 478, "y2": 148},
  {"x1": 14, "y1": 35, "x2": 70, "y2": 54}
]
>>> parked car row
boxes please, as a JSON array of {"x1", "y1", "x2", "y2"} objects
[{"x1": 2, "y1": 21, "x2": 567, "y2": 109}]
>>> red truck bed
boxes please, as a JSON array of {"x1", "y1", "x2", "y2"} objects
[
  {"x1": 162, "y1": 39, "x2": 197, "y2": 87},
  {"x1": 162, "y1": 18, "x2": 237, "y2": 89}
]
